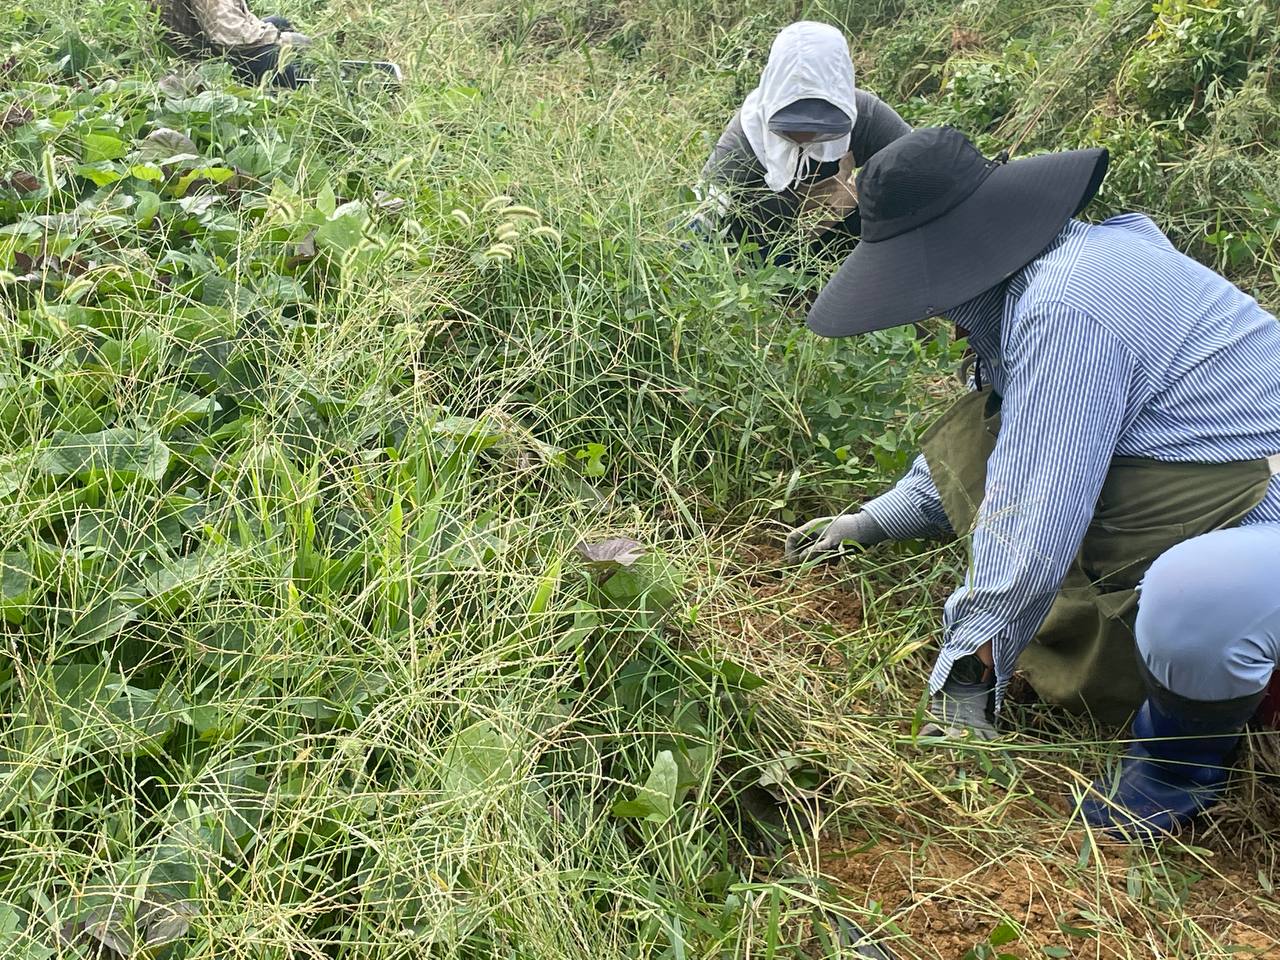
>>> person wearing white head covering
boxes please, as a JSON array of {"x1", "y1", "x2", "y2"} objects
[{"x1": 692, "y1": 22, "x2": 911, "y2": 265}]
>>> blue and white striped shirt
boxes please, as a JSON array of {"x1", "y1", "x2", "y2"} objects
[{"x1": 862, "y1": 214, "x2": 1280, "y2": 701}]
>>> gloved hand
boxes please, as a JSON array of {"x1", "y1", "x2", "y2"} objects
[
  {"x1": 920, "y1": 654, "x2": 999, "y2": 740},
  {"x1": 784, "y1": 511, "x2": 887, "y2": 562},
  {"x1": 279, "y1": 31, "x2": 313, "y2": 47}
]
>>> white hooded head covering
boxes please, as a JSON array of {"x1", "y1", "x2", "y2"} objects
[{"x1": 740, "y1": 22, "x2": 858, "y2": 193}]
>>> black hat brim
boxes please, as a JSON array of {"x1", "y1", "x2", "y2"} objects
[{"x1": 806, "y1": 147, "x2": 1109, "y2": 338}]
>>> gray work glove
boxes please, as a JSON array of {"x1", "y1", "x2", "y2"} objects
[
  {"x1": 784, "y1": 511, "x2": 888, "y2": 562},
  {"x1": 279, "y1": 31, "x2": 313, "y2": 47},
  {"x1": 920, "y1": 654, "x2": 999, "y2": 740}
]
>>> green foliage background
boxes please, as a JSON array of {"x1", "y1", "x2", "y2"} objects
[{"x1": 0, "y1": 0, "x2": 1275, "y2": 956}]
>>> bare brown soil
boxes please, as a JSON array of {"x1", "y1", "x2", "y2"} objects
[
  {"x1": 817, "y1": 829, "x2": 1278, "y2": 958},
  {"x1": 720, "y1": 540, "x2": 1280, "y2": 959}
]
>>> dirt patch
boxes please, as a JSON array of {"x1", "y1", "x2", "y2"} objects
[
  {"x1": 704, "y1": 539, "x2": 961, "y2": 674},
  {"x1": 817, "y1": 831, "x2": 1279, "y2": 959},
  {"x1": 950, "y1": 26, "x2": 985, "y2": 52},
  {"x1": 717, "y1": 535, "x2": 1278, "y2": 958},
  {"x1": 692, "y1": 540, "x2": 884, "y2": 678}
]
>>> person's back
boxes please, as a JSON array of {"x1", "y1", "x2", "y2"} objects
[
  {"x1": 1010, "y1": 215, "x2": 1280, "y2": 484},
  {"x1": 690, "y1": 22, "x2": 911, "y2": 265},
  {"x1": 152, "y1": 0, "x2": 308, "y2": 86},
  {"x1": 154, "y1": 0, "x2": 205, "y2": 50}
]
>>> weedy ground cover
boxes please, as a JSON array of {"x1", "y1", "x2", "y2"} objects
[{"x1": 0, "y1": 0, "x2": 1276, "y2": 957}]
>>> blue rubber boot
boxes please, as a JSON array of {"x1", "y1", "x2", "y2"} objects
[{"x1": 1081, "y1": 682, "x2": 1262, "y2": 838}]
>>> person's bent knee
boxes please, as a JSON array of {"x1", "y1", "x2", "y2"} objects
[
  {"x1": 1135, "y1": 540, "x2": 1206, "y2": 661},
  {"x1": 1136, "y1": 530, "x2": 1280, "y2": 701}
]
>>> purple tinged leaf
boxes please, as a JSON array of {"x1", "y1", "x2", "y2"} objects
[
  {"x1": 374, "y1": 190, "x2": 407, "y2": 214},
  {"x1": 286, "y1": 229, "x2": 318, "y2": 268},
  {"x1": 139, "y1": 127, "x2": 198, "y2": 163},
  {"x1": 140, "y1": 897, "x2": 196, "y2": 947},
  {"x1": 157, "y1": 73, "x2": 199, "y2": 99},
  {"x1": 0, "y1": 103, "x2": 33, "y2": 133},
  {"x1": 9, "y1": 171, "x2": 40, "y2": 194},
  {"x1": 575, "y1": 538, "x2": 646, "y2": 567}
]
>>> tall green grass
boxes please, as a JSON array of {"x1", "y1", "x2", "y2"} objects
[{"x1": 0, "y1": 0, "x2": 1275, "y2": 957}]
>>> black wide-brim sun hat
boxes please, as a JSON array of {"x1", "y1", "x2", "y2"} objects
[{"x1": 807, "y1": 126, "x2": 1109, "y2": 338}]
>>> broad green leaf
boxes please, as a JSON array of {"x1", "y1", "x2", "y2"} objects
[
  {"x1": 145, "y1": 384, "x2": 220, "y2": 431},
  {"x1": 229, "y1": 142, "x2": 293, "y2": 180},
  {"x1": 177, "y1": 194, "x2": 218, "y2": 216},
  {"x1": 130, "y1": 163, "x2": 165, "y2": 182},
  {"x1": 50, "y1": 663, "x2": 106, "y2": 708},
  {"x1": 550, "y1": 601, "x2": 598, "y2": 655},
  {"x1": 684, "y1": 655, "x2": 767, "y2": 691},
  {"x1": 186, "y1": 703, "x2": 241, "y2": 742},
  {"x1": 173, "y1": 166, "x2": 236, "y2": 197},
  {"x1": 316, "y1": 182, "x2": 337, "y2": 217},
  {"x1": 600, "y1": 551, "x2": 683, "y2": 616},
  {"x1": 68, "y1": 494, "x2": 192, "y2": 556},
  {"x1": 102, "y1": 683, "x2": 182, "y2": 757},
  {"x1": 99, "y1": 326, "x2": 163, "y2": 374},
  {"x1": 431, "y1": 416, "x2": 502, "y2": 452},
  {"x1": 439, "y1": 720, "x2": 520, "y2": 802},
  {"x1": 315, "y1": 203, "x2": 368, "y2": 254},
  {"x1": 42, "y1": 665, "x2": 181, "y2": 757},
  {"x1": 256, "y1": 275, "x2": 309, "y2": 304},
  {"x1": 136, "y1": 548, "x2": 226, "y2": 615},
  {"x1": 76, "y1": 162, "x2": 124, "y2": 186},
  {"x1": 357, "y1": 844, "x2": 478, "y2": 945},
  {"x1": 135, "y1": 190, "x2": 161, "y2": 227},
  {"x1": 0, "y1": 903, "x2": 54, "y2": 960},
  {"x1": 81, "y1": 132, "x2": 127, "y2": 162},
  {"x1": 0, "y1": 553, "x2": 33, "y2": 624},
  {"x1": 0, "y1": 451, "x2": 27, "y2": 498},
  {"x1": 191, "y1": 621, "x2": 259, "y2": 679},
  {"x1": 164, "y1": 90, "x2": 247, "y2": 119},
  {"x1": 41, "y1": 428, "x2": 170, "y2": 483},
  {"x1": 285, "y1": 697, "x2": 340, "y2": 721},
  {"x1": 611, "y1": 750, "x2": 679, "y2": 822},
  {"x1": 138, "y1": 894, "x2": 197, "y2": 948},
  {"x1": 989, "y1": 921, "x2": 1021, "y2": 947},
  {"x1": 167, "y1": 304, "x2": 236, "y2": 342},
  {"x1": 575, "y1": 442, "x2": 607, "y2": 477},
  {"x1": 69, "y1": 600, "x2": 139, "y2": 645}
]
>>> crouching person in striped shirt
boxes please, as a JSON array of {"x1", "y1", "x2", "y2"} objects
[
  {"x1": 154, "y1": 0, "x2": 312, "y2": 88},
  {"x1": 787, "y1": 125, "x2": 1280, "y2": 839}
]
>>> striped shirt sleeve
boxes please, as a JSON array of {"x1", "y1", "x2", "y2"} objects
[
  {"x1": 862, "y1": 453, "x2": 954, "y2": 539},
  {"x1": 929, "y1": 303, "x2": 1137, "y2": 703},
  {"x1": 190, "y1": 0, "x2": 279, "y2": 48}
]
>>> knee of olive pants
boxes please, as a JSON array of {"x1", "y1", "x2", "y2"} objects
[{"x1": 1136, "y1": 523, "x2": 1280, "y2": 702}]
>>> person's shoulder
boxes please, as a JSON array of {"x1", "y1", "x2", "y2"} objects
[
  {"x1": 853, "y1": 89, "x2": 908, "y2": 123},
  {"x1": 1011, "y1": 231, "x2": 1111, "y2": 326},
  {"x1": 1094, "y1": 212, "x2": 1171, "y2": 246},
  {"x1": 712, "y1": 110, "x2": 749, "y2": 153},
  {"x1": 703, "y1": 110, "x2": 762, "y2": 183},
  {"x1": 850, "y1": 89, "x2": 911, "y2": 164},
  {"x1": 853, "y1": 88, "x2": 890, "y2": 110},
  {"x1": 1010, "y1": 221, "x2": 1157, "y2": 337}
]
